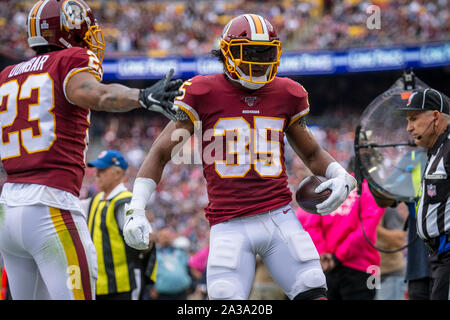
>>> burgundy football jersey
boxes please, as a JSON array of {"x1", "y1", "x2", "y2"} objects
[
  {"x1": 175, "y1": 74, "x2": 310, "y2": 226},
  {"x1": 0, "y1": 47, "x2": 103, "y2": 196}
]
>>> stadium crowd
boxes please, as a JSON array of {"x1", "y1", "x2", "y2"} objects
[{"x1": 0, "y1": 0, "x2": 448, "y2": 60}]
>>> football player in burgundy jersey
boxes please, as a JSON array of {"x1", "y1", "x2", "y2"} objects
[
  {"x1": 124, "y1": 14, "x2": 357, "y2": 300},
  {"x1": 0, "y1": 0, "x2": 182, "y2": 300}
]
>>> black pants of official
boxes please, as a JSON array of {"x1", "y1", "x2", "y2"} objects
[
  {"x1": 429, "y1": 250, "x2": 450, "y2": 300},
  {"x1": 325, "y1": 265, "x2": 376, "y2": 300},
  {"x1": 408, "y1": 277, "x2": 431, "y2": 300},
  {"x1": 96, "y1": 291, "x2": 132, "y2": 300}
]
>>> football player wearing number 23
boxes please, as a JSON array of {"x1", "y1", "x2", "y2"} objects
[
  {"x1": 124, "y1": 14, "x2": 357, "y2": 300},
  {"x1": 0, "y1": 0, "x2": 182, "y2": 300}
]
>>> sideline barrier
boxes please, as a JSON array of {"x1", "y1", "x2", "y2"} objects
[{"x1": 102, "y1": 42, "x2": 450, "y2": 80}]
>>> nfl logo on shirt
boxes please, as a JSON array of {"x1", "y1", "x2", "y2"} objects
[
  {"x1": 244, "y1": 96, "x2": 258, "y2": 107},
  {"x1": 427, "y1": 184, "x2": 437, "y2": 197}
]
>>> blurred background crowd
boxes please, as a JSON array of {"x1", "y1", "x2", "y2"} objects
[{"x1": 0, "y1": 0, "x2": 448, "y2": 60}]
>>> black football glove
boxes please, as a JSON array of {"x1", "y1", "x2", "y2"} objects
[{"x1": 138, "y1": 69, "x2": 183, "y2": 121}]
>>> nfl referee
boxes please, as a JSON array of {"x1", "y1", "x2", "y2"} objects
[{"x1": 395, "y1": 88, "x2": 450, "y2": 300}]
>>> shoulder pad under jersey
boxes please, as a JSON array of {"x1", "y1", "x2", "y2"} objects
[
  {"x1": 184, "y1": 74, "x2": 215, "y2": 96},
  {"x1": 59, "y1": 47, "x2": 103, "y2": 81},
  {"x1": 283, "y1": 77, "x2": 308, "y2": 98}
]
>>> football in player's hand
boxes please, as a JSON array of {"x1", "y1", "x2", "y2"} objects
[{"x1": 296, "y1": 176, "x2": 331, "y2": 214}]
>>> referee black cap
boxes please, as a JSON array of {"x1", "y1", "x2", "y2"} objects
[{"x1": 395, "y1": 88, "x2": 449, "y2": 115}]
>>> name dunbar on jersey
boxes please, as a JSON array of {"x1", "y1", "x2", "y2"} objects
[
  {"x1": 0, "y1": 47, "x2": 102, "y2": 196},
  {"x1": 175, "y1": 73, "x2": 310, "y2": 226}
]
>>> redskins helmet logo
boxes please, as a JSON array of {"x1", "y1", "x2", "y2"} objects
[{"x1": 61, "y1": 0, "x2": 88, "y2": 30}]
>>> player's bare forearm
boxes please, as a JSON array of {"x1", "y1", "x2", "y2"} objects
[
  {"x1": 95, "y1": 83, "x2": 140, "y2": 112},
  {"x1": 137, "y1": 119, "x2": 194, "y2": 183},
  {"x1": 137, "y1": 141, "x2": 170, "y2": 185},
  {"x1": 66, "y1": 71, "x2": 140, "y2": 112},
  {"x1": 299, "y1": 144, "x2": 336, "y2": 176},
  {"x1": 286, "y1": 119, "x2": 336, "y2": 176}
]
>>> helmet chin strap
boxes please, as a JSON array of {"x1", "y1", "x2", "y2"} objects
[{"x1": 227, "y1": 58, "x2": 268, "y2": 90}]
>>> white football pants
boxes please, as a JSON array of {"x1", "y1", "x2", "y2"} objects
[
  {"x1": 0, "y1": 204, "x2": 97, "y2": 300},
  {"x1": 207, "y1": 205, "x2": 326, "y2": 300}
]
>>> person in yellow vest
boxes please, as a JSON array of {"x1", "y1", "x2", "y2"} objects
[{"x1": 84, "y1": 150, "x2": 156, "y2": 300}]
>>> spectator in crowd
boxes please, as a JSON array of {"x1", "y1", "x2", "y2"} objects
[
  {"x1": 149, "y1": 228, "x2": 192, "y2": 300},
  {"x1": 83, "y1": 150, "x2": 153, "y2": 300},
  {"x1": 297, "y1": 157, "x2": 385, "y2": 300},
  {"x1": 187, "y1": 245, "x2": 209, "y2": 300},
  {"x1": 375, "y1": 206, "x2": 408, "y2": 300},
  {"x1": 188, "y1": 245, "x2": 208, "y2": 278},
  {"x1": 0, "y1": 0, "x2": 448, "y2": 60}
]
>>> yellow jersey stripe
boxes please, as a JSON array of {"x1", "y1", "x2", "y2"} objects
[{"x1": 288, "y1": 108, "x2": 310, "y2": 128}]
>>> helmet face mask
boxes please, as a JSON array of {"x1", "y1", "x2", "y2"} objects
[
  {"x1": 27, "y1": 0, "x2": 105, "y2": 63},
  {"x1": 219, "y1": 14, "x2": 282, "y2": 88},
  {"x1": 83, "y1": 24, "x2": 105, "y2": 62},
  {"x1": 222, "y1": 39, "x2": 281, "y2": 83}
]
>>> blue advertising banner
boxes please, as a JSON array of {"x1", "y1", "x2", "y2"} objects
[{"x1": 102, "y1": 42, "x2": 450, "y2": 81}]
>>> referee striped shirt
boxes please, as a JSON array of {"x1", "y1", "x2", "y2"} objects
[{"x1": 417, "y1": 125, "x2": 450, "y2": 240}]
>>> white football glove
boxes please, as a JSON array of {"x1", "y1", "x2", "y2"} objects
[
  {"x1": 315, "y1": 162, "x2": 357, "y2": 215},
  {"x1": 123, "y1": 203, "x2": 153, "y2": 250}
]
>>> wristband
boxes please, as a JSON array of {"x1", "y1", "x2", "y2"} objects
[{"x1": 130, "y1": 177, "x2": 156, "y2": 211}]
